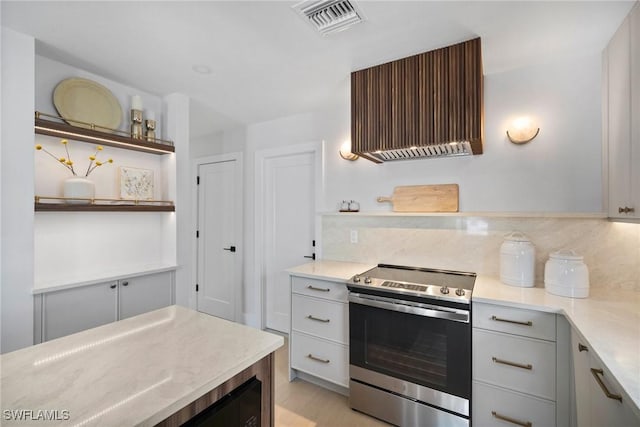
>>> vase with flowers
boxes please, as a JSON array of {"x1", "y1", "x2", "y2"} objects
[{"x1": 35, "y1": 139, "x2": 113, "y2": 204}]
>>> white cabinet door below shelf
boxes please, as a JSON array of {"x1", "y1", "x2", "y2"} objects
[
  {"x1": 119, "y1": 272, "x2": 173, "y2": 320},
  {"x1": 589, "y1": 356, "x2": 639, "y2": 427},
  {"x1": 43, "y1": 282, "x2": 118, "y2": 341},
  {"x1": 571, "y1": 329, "x2": 592, "y2": 427}
]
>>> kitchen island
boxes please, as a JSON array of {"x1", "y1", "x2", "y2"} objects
[{"x1": 1, "y1": 305, "x2": 283, "y2": 426}]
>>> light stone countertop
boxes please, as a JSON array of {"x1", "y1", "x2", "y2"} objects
[
  {"x1": 0, "y1": 305, "x2": 283, "y2": 426},
  {"x1": 286, "y1": 260, "x2": 375, "y2": 282},
  {"x1": 474, "y1": 275, "x2": 640, "y2": 416},
  {"x1": 286, "y1": 262, "x2": 640, "y2": 416}
]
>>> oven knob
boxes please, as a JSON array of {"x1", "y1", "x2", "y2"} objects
[
  {"x1": 440, "y1": 286, "x2": 450, "y2": 294},
  {"x1": 364, "y1": 277, "x2": 372, "y2": 284},
  {"x1": 455, "y1": 288, "x2": 465, "y2": 296},
  {"x1": 353, "y1": 275, "x2": 361, "y2": 283}
]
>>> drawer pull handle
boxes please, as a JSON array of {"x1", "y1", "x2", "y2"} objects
[
  {"x1": 491, "y1": 315, "x2": 533, "y2": 327},
  {"x1": 307, "y1": 315, "x2": 330, "y2": 323},
  {"x1": 618, "y1": 206, "x2": 635, "y2": 214},
  {"x1": 492, "y1": 357, "x2": 533, "y2": 370},
  {"x1": 578, "y1": 343, "x2": 588, "y2": 352},
  {"x1": 307, "y1": 285, "x2": 330, "y2": 292},
  {"x1": 491, "y1": 411, "x2": 532, "y2": 427},
  {"x1": 591, "y1": 368, "x2": 622, "y2": 402},
  {"x1": 307, "y1": 354, "x2": 330, "y2": 364}
]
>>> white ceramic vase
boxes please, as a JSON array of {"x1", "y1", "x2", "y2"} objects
[{"x1": 63, "y1": 176, "x2": 95, "y2": 204}]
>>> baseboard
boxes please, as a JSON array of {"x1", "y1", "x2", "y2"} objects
[{"x1": 294, "y1": 370, "x2": 350, "y2": 397}]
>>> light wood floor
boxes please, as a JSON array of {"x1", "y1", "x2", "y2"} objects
[{"x1": 273, "y1": 338, "x2": 389, "y2": 427}]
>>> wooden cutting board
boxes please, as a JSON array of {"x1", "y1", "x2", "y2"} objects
[{"x1": 377, "y1": 184, "x2": 459, "y2": 212}]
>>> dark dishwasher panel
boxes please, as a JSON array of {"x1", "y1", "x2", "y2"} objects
[{"x1": 182, "y1": 377, "x2": 261, "y2": 427}]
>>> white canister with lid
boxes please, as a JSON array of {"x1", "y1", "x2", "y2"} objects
[
  {"x1": 500, "y1": 231, "x2": 535, "y2": 287},
  {"x1": 544, "y1": 250, "x2": 589, "y2": 298}
]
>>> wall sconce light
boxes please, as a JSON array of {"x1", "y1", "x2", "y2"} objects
[
  {"x1": 339, "y1": 140, "x2": 359, "y2": 161},
  {"x1": 506, "y1": 117, "x2": 540, "y2": 144}
]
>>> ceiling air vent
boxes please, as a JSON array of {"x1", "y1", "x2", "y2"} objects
[{"x1": 293, "y1": 0, "x2": 365, "y2": 35}]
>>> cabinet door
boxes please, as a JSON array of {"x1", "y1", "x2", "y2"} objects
[
  {"x1": 608, "y1": 15, "x2": 632, "y2": 218},
  {"x1": 118, "y1": 271, "x2": 173, "y2": 320},
  {"x1": 473, "y1": 329, "x2": 556, "y2": 400},
  {"x1": 43, "y1": 282, "x2": 117, "y2": 341},
  {"x1": 570, "y1": 329, "x2": 591, "y2": 427},
  {"x1": 631, "y1": 4, "x2": 640, "y2": 218},
  {"x1": 473, "y1": 381, "x2": 556, "y2": 427},
  {"x1": 589, "y1": 356, "x2": 638, "y2": 426}
]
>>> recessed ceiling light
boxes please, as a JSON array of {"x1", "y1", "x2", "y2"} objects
[{"x1": 192, "y1": 65, "x2": 212, "y2": 74}]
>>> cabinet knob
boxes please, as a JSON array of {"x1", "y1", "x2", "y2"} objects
[
  {"x1": 110, "y1": 284, "x2": 117, "y2": 289},
  {"x1": 618, "y1": 206, "x2": 635, "y2": 214},
  {"x1": 122, "y1": 281, "x2": 129, "y2": 287},
  {"x1": 578, "y1": 343, "x2": 588, "y2": 352}
]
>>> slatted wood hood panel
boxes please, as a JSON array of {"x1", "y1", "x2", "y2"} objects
[{"x1": 351, "y1": 38, "x2": 483, "y2": 163}]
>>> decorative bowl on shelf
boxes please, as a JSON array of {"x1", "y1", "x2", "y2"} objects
[{"x1": 53, "y1": 77, "x2": 123, "y2": 132}]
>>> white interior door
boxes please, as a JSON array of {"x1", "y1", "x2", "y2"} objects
[
  {"x1": 197, "y1": 158, "x2": 241, "y2": 321},
  {"x1": 264, "y1": 152, "x2": 315, "y2": 333}
]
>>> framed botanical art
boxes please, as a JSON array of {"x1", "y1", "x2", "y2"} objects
[{"x1": 119, "y1": 166, "x2": 154, "y2": 200}]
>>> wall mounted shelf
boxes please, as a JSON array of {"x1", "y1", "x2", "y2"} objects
[
  {"x1": 35, "y1": 196, "x2": 175, "y2": 212},
  {"x1": 35, "y1": 203, "x2": 175, "y2": 212},
  {"x1": 35, "y1": 113, "x2": 175, "y2": 154}
]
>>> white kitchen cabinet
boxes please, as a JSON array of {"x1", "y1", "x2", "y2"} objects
[
  {"x1": 35, "y1": 270, "x2": 174, "y2": 343},
  {"x1": 605, "y1": 3, "x2": 640, "y2": 220},
  {"x1": 42, "y1": 281, "x2": 118, "y2": 341},
  {"x1": 473, "y1": 381, "x2": 556, "y2": 427},
  {"x1": 473, "y1": 302, "x2": 570, "y2": 427},
  {"x1": 118, "y1": 272, "x2": 173, "y2": 320},
  {"x1": 570, "y1": 328, "x2": 639, "y2": 427},
  {"x1": 473, "y1": 329, "x2": 556, "y2": 400},
  {"x1": 289, "y1": 274, "x2": 349, "y2": 393}
]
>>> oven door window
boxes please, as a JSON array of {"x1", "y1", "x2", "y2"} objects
[{"x1": 350, "y1": 301, "x2": 470, "y2": 399}]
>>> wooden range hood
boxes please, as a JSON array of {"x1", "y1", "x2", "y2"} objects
[{"x1": 351, "y1": 37, "x2": 483, "y2": 163}]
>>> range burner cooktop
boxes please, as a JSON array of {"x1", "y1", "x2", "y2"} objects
[{"x1": 347, "y1": 264, "x2": 476, "y2": 305}]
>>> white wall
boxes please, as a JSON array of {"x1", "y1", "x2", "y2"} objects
[
  {"x1": 190, "y1": 127, "x2": 246, "y2": 159},
  {"x1": 241, "y1": 52, "x2": 604, "y2": 326},
  {"x1": 164, "y1": 93, "x2": 191, "y2": 308},
  {"x1": 1, "y1": 28, "x2": 35, "y2": 353},
  {"x1": 35, "y1": 56, "x2": 164, "y2": 138},
  {"x1": 323, "y1": 54, "x2": 603, "y2": 213}
]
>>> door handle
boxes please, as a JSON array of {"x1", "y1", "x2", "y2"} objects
[
  {"x1": 303, "y1": 254, "x2": 316, "y2": 260},
  {"x1": 492, "y1": 357, "x2": 533, "y2": 370},
  {"x1": 591, "y1": 368, "x2": 623, "y2": 402},
  {"x1": 491, "y1": 315, "x2": 533, "y2": 327},
  {"x1": 223, "y1": 246, "x2": 236, "y2": 252}
]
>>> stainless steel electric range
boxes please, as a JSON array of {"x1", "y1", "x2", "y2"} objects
[{"x1": 347, "y1": 264, "x2": 476, "y2": 427}]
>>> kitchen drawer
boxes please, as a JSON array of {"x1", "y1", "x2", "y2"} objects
[
  {"x1": 290, "y1": 331, "x2": 349, "y2": 387},
  {"x1": 473, "y1": 329, "x2": 556, "y2": 400},
  {"x1": 291, "y1": 294, "x2": 348, "y2": 344},
  {"x1": 473, "y1": 302, "x2": 556, "y2": 341},
  {"x1": 291, "y1": 276, "x2": 348, "y2": 303},
  {"x1": 473, "y1": 381, "x2": 556, "y2": 427}
]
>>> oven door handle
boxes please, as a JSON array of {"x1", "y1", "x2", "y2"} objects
[{"x1": 348, "y1": 293, "x2": 470, "y2": 323}]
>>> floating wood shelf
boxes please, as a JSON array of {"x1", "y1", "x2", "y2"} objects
[
  {"x1": 35, "y1": 196, "x2": 175, "y2": 212},
  {"x1": 35, "y1": 203, "x2": 175, "y2": 212},
  {"x1": 35, "y1": 114, "x2": 175, "y2": 154}
]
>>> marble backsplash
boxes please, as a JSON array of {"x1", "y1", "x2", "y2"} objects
[{"x1": 321, "y1": 215, "x2": 640, "y2": 291}]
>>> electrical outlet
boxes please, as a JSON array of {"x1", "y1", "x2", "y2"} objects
[{"x1": 350, "y1": 229, "x2": 358, "y2": 244}]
